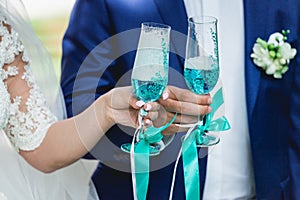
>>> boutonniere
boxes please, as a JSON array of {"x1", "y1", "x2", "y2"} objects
[{"x1": 251, "y1": 30, "x2": 297, "y2": 79}]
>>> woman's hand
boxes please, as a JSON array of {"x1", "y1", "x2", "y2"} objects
[{"x1": 104, "y1": 86, "x2": 165, "y2": 129}]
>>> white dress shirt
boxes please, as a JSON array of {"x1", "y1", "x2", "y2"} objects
[{"x1": 183, "y1": 0, "x2": 256, "y2": 199}]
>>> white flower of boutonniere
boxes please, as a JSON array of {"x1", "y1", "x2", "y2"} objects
[{"x1": 251, "y1": 30, "x2": 297, "y2": 79}]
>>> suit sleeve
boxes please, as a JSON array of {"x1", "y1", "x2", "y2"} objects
[
  {"x1": 61, "y1": 0, "x2": 120, "y2": 159},
  {"x1": 61, "y1": 0, "x2": 117, "y2": 117}
]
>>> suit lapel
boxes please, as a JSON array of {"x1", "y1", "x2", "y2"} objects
[
  {"x1": 243, "y1": 0, "x2": 268, "y2": 123},
  {"x1": 153, "y1": 0, "x2": 187, "y2": 35},
  {"x1": 153, "y1": 0, "x2": 188, "y2": 68}
]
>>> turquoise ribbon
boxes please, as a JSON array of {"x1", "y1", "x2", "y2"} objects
[
  {"x1": 132, "y1": 113, "x2": 177, "y2": 200},
  {"x1": 196, "y1": 88, "x2": 231, "y2": 145},
  {"x1": 181, "y1": 88, "x2": 231, "y2": 200},
  {"x1": 182, "y1": 130, "x2": 200, "y2": 200}
]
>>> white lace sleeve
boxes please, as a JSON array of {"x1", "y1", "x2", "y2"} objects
[{"x1": 0, "y1": 16, "x2": 57, "y2": 151}]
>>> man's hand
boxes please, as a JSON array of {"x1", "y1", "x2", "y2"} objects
[{"x1": 145, "y1": 86, "x2": 212, "y2": 135}]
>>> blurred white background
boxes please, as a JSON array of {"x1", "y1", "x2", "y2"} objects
[
  {"x1": 22, "y1": 0, "x2": 75, "y2": 19},
  {"x1": 20, "y1": 0, "x2": 76, "y2": 77}
]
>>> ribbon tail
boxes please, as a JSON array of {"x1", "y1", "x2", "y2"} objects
[
  {"x1": 133, "y1": 140, "x2": 150, "y2": 200},
  {"x1": 182, "y1": 130, "x2": 200, "y2": 200},
  {"x1": 210, "y1": 88, "x2": 224, "y2": 113},
  {"x1": 169, "y1": 123, "x2": 197, "y2": 200},
  {"x1": 131, "y1": 114, "x2": 178, "y2": 200}
]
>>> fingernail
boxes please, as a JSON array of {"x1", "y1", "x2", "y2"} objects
[
  {"x1": 208, "y1": 98, "x2": 213, "y2": 104},
  {"x1": 162, "y1": 92, "x2": 169, "y2": 100},
  {"x1": 145, "y1": 104, "x2": 152, "y2": 111},
  {"x1": 208, "y1": 106, "x2": 212, "y2": 112},
  {"x1": 145, "y1": 119, "x2": 151, "y2": 125},
  {"x1": 136, "y1": 100, "x2": 145, "y2": 107}
]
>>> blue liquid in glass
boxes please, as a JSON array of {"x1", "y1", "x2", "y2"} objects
[
  {"x1": 184, "y1": 67, "x2": 219, "y2": 94},
  {"x1": 132, "y1": 79, "x2": 167, "y2": 102}
]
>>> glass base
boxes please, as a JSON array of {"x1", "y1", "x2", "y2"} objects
[
  {"x1": 196, "y1": 133, "x2": 220, "y2": 147},
  {"x1": 181, "y1": 133, "x2": 220, "y2": 147},
  {"x1": 120, "y1": 143, "x2": 161, "y2": 156}
]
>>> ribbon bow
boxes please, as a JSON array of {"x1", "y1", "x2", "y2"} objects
[
  {"x1": 197, "y1": 87, "x2": 231, "y2": 145},
  {"x1": 131, "y1": 113, "x2": 177, "y2": 200}
]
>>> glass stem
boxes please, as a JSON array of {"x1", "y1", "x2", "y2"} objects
[{"x1": 197, "y1": 115, "x2": 204, "y2": 128}]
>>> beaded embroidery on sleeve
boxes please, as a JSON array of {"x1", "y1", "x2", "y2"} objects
[{"x1": 0, "y1": 15, "x2": 57, "y2": 151}]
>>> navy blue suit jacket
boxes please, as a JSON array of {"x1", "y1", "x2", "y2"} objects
[
  {"x1": 61, "y1": 0, "x2": 300, "y2": 199},
  {"x1": 244, "y1": 0, "x2": 300, "y2": 199}
]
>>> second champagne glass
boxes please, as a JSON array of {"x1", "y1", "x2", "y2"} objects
[
  {"x1": 121, "y1": 22, "x2": 171, "y2": 155},
  {"x1": 184, "y1": 16, "x2": 220, "y2": 146}
]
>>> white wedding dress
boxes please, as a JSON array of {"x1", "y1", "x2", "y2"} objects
[{"x1": 0, "y1": 5, "x2": 98, "y2": 200}]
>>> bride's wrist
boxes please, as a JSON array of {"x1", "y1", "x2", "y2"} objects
[
  {"x1": 99, "y1": 91, "x2": 115, "y2": 128},
  {"x1": 92, "y1": 94, "x2": 114, "y2": 133}
]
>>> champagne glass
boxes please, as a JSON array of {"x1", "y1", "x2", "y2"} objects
[
  {"x1": 184, "y1": 16, "x2": 220, "y2": 146},
  {"x1": 121, "y1": 22, "x2": 171, "y2": 155}
]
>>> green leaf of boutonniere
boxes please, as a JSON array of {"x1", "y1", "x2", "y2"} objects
[{"x1": 250, "y1": 30, "x2": 297, "y2": 79}]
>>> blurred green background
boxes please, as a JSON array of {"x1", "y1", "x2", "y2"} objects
[
  {"x1": 31, "y1": 16, "x2": 69, "y2": 79},
  {"x1": 23, "y1": 0, "x2": 75, "y2": 79}
]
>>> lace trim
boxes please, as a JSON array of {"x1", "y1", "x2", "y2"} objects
[{"x1": 0, "y1": 15, "x2": 57, "y2": 151}]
